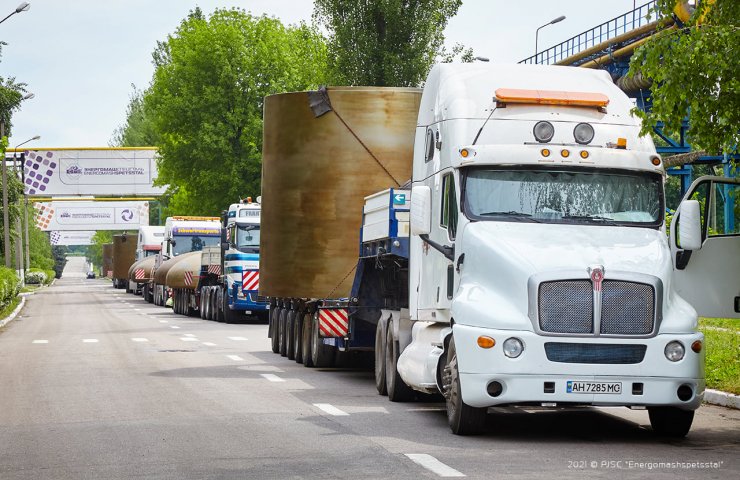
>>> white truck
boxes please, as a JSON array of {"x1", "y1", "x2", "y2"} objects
[{"x1": 262, "y1": 64, "x2": 739, "y2": 437}]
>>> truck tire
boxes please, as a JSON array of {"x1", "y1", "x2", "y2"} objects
[
  {"x1": 444, "y1": 338, "x2": 487, "y2": 435},
  {"x1": 286, "y1": 310, "x2": 297, "y2": 360},
  {"x1": 293, "y1": 312, "x2": 303, "y2": 364},
  {"x1": 270, "y1": 307, "x2": 281, "y2": 354},
  {"x1": 648, "y1": 407, "x2": 694, "y2": 437},
  {"x1": 385, "y1": 318, "x2": 414, "y2": 402},
  {"x1": 301, "y1": 312, "x2": 314, "y2": 367},
  {"x1": 310, "y1": 311, "x2": 334, "y2": 368},
  {"x1": 215, "y1": 288, "x2": 224, "y2": 323},
  {"x1": 211, "y1": 288, "x2": 221, "y2": 322},
  {"x1": 203, "y1": 287, "x2": 212, "y2": 320},
  {"x1": 223, "y1": 288, "x2": 238, "y2": 324},
  {"x1": 375, "y1": 318, "x2": 388, "y2": 395},
  {"x1": 199, "y1": 288, "x2": 206, "y2": 319},
  {"x1": 278, "y1": 308, "x2": 288, "y2": 357},
  {"x1": 143, "y1": 284, "x2": 150, "y2": 303}
]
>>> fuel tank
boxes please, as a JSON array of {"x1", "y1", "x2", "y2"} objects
[
  {"x1": 260, "y1": 86, "x2": 421, "y2": 299},
  {"x1": 166, "y1": 251, "x2": 203, "y2": 290},
  {"x1": 128, "y1": 255, "x2": 157, "y2": 284},
  {"x1": 153, "y1": 251, "x2": 199, "y2": 286}
]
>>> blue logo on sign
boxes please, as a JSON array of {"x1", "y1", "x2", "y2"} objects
[{"x1": 393, "y1": 194, "x2": 406, "y2": 205}]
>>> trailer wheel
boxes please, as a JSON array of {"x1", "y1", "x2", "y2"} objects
[
  {"x1": 215, "y1": 288, "x2": 224, "y2": 322},
  {"x1": 286, "y1": 310, "x2": 297, "y2": 360},
  {"x1": 278, "y1": 308, "x2": 288, "y2": 356},
  {"x1": 293, "y1": 312, "x2": 303, "y2": 364},
  {"x1": 301, "y1": 312, "x2": 314, "y2": 367},
  {"x1": 444, "y1": 338, "x2": 487, "y2": 435},
  {"x1": 210, "y1": 288, "x2": 220, "y2": 322},
  {"x1": 648, "y1": 407, "x2": 694, "y2": 437},
  {"x1": 385, "y1": 318, "x2": 414, "y2": 402},
  {"x1": 270, "y1": 307, "x2": 281, "y2": 354},
  {"x1": 310, "y1": 311, "x2": 334, "y2": 368},
  {"x1": 374, "y1": 318, "x2": 388, "y2": 396}
]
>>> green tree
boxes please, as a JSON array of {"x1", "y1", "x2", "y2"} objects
[
  {"x1": 314, "y1": 0, "x2": 471, "y2": 87},
  {"x1": 142, "y1": 8, "x2": 328, "y2": 215},
  {"x1": 110, "y1": 85, "x2": 159, "y2": 147},
  {"x1": 629, "y1": 0, "x2": 739, "y2": 155},
  {"x1": 86, "y1": 231, "x2": 115, "y2": 274}
]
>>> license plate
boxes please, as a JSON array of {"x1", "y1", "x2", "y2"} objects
[{"x1": 567, "y1": 381, "x2": 622, "y2": 394}]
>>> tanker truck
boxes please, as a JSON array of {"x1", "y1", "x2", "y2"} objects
[
  {"x1": 261, "y1": 64, "x2": 739, "y2": 437},
  {"x1": 198, "y1": 198, "x2": 269, "y2": 323},
  {"x1": 127, "y1": 226, "x2": 165, "y2": 294},
  {"x1": 150, "y1": 216, "x2": 221, "y2": 306},
  {"x1": 127, "y1": 255, "x2": 157, "y2": 299}
]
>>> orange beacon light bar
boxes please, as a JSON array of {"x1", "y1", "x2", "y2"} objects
[{"x1": 495, "y1": 88, "x2": 610, "y2": 108}]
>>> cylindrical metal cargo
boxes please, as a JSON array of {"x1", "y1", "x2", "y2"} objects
[
  {"x1": 154, "y1": 251, "x2": 199, "y2": 286},
  {"x1": 128, "y1": 256, "x2": 157, "y2": 284},
  {"x1": 261, "y1": 87, "x2": 421, "y2": 299},
  {"x1": 102, "y1": 243, "x2": 113, "y2": 278},
  {"x1": 112, "y1": 234, "x2": 137, "y2": 280},
  {"x1": 166, "y1": 251, "x2": 202, "y2": 290}
]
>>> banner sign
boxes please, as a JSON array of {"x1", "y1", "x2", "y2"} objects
[
  {"x1": 49, "y1": 231, "x2": 96, "y2": 246},
  {"x1": 34, "y1": 201, "x2": 149, "y2": 231},
  {"x1": 171, "y1": 226, "x2": 221, "y2": 236},
  {"x1": 14, "y1": 148, "x2": 166, "y2": 196}
]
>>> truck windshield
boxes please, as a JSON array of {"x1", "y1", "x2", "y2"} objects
[
  {"x1": 172, "y1": 235, "x2": 221, "y2": 256},
  {"x1": 236, "y1": 225, "x2": 260, "y2": 253},
  {"x1": 463, "y1": 167, "x2": 663, "y2": 227}
]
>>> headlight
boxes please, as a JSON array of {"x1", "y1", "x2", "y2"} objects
[
  {"x1": 664, "y1": 341, "x2": 685, "y2": 362},
  {"x1": 533, "y1": 121, "x2": 554, "y2": 143},
  {"x1": 573, "y1": 122, "x2": 595, "y2": 144},
  {"x1": 503, "y1": 337, "x2": 524, "y2": 358}
]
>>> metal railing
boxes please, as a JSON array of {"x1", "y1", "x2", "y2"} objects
[{"x1": 520, "y1": 1, "x2": 657, "y2": 65}]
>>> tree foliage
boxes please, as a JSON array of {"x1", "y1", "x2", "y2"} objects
[
  {"x1": 314, "y1": 0, "x2": 470, "y2": 87},
  {"x1": 142, "y1": 8, "x2": 328, "y2": 215},
  {"x1": 629, "y1": 0, "x2": 739, "y2": 155},
  {"x1": 110, "y1": 85, "x2": 159, "y2": 148}
]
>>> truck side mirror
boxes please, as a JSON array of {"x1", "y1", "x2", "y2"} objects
[
  {"x1": 221, "y1": 242, "x2": 230, "y2": 251},
  {"x1": 677, "y1": 200, "x2": 702, "y2": 251},
  {"x1": 410, "y1": 185, "x2": 431, "y2": 236}
]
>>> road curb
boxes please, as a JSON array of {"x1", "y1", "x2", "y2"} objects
[
  {"x1": 0, "y1": 295, "x2": 27, "y2": 329},
  {"x1": 705, "y1": 389, "x2": 740, "y2": 410}
]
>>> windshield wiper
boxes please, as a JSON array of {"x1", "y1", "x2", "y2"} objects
[
  {"x1": 478, "y1": 211, "x2": 541, "y2": 222},
  {"x1": 561, "y1": 214, "x2": 618, "y2": 225}
]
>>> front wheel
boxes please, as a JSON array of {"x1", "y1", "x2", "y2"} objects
[
  {"x1": 648, "y1": 407, "x2": 694, "y2": 437},
  {"x1": 443, "y1": 337, "x2": 487, "y2": 435}
]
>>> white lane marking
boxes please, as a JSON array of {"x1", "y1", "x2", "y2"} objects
[
  {"x1": 133, "y1": 308, "x2": 140, "y2": 311},
  {"x1": 131, "y1": 338, "x2": 148, "y2": 342},
  {"x1": 260, "y1": 374, "x2": 285, "y2": 382},
  {"x1": 184, "y1": 333, "x2": 196, "y2": 337},
  {"x1": 202, "y1": 342, "x2": 217, "y2": 346},
  {"x1": 227, "y1": 355, "x2": 244, "y2": 361},
  {"x1": 228, "y1": 336, "x2": 247, "y2": 341},
  {"x1": 82, "y1": 339, "x2": 99, "y2": 343},
  {"x1": 170, "y1": 326, "x2": 180, "y2": 329},
  {"x1": 405, "y1": 454, "x2": 465, "y2": 477},
  {"x1": 180, "y1": 337, "x2": 198, "y2": 342},
  {"x1": 313, "y1": 403, "x2": 349, "y2": 416},
  {"x1": 159, "y1": 320, "x2": 169, "y2": 323},
  {"x1": 32, "y1": 340, "x2": 48, "y2": 344}
]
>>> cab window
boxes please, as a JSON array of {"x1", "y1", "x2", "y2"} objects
[{"x1": 440, "y1": 173, "x2": 458, "y2": 240}]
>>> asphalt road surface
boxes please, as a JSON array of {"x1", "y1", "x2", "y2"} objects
[{"x1": 0, "y1": 257, "x2": 737, "y2": 479}]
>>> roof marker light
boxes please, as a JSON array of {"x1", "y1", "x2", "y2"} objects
[
  {"x1": 561, "y1": 149, "x2": 570, "y2": 158},
  {"x1": 580, "y1": 150, "x2": 589, "y2": 159},
  {"x1": 651, "y1": 156, "x2": 662, "y2": 166},
  {"x1": 541, "y1": 148, "x2": 551, "y2": 157}
]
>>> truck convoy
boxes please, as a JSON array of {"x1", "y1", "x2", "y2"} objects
[
  {"x1": 127, "y1": 226, "x2": 165, "y2": 294},
  {"x1": 260, "y1": 64, "x2": 739, "y2": 437}
]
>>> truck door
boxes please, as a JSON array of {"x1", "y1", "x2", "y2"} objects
[{"x1": 670, "y1": 176, "x2": 740, "y2": 318}]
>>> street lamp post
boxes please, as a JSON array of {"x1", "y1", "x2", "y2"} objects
[
  {"x1": 0, "y1": 2, "x2": 30, "y2": 25},
  {"x1": 535, "y1": 15, "x2": 566, "y2": 60},
  {"x1": 14, "y1": 135, "x2": 40, "y2": 273}
]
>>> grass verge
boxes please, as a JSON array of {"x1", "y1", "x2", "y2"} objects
[
  {"x1": 699, "y1": 318, "x2": 739, "y2": 395},
  {"x1": 0, "y1": 296, "x2": 22, "y2": 324}
]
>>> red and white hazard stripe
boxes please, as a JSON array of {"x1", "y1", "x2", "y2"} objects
[
  {"x1": 134, "y1": 268, "x2": 145, "y2": 280},
  {"x1": 318, "y1": 309, "x2": 349, "y2": 338},
  {"x1": 242, "y1": 270, "x2": 259, "y2": 291},
  {"x1": 207, "y1": 264, "x2": 221, "y2": 275},
  {"x1": 184, "y1": 271, "x2": 193, "y2": 286},
  {"x1": 106, "y1": 270, "x2": 112, "y2": 278}
]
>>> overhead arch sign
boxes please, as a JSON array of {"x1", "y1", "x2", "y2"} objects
[
  {"x1": 8, "y1": 148, "x2": 167, "y2": 196},
  {"x1": 35, "y1": 201, "x2": 149, "y2": 231}
]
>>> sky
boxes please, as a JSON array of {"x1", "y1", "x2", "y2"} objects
[{"x1": 1, "y1": 0, "x2": 643, "y2": 149}]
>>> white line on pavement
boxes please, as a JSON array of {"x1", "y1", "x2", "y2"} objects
[
  {"x1": 32, "y1": 340, "x2": 48, "y2": 344},
  {"x1": 159, "y1": 320, "x2": 168, "y2": 323},
  {"x1": 226, "y1": 355, "x2": 244, "y2": 361},
  {"x1": 82, "y1": 339, "x2": 99, "y2": 343},
  {"x1": 313, "y1": 403, "x2": 349, "y2": 416},
  {"x1": 405, "y1": 454, "x2": 465, "y2": 477},
  {"x1": 180, "y1": 337, "x2": 198, "y2": 342},
  {"x1": 228, "y1": 336, "x2": 247, "y2": 341},
  {"x1": 202, "y1": 342, "x2": 217, "y2": 346},
  {"x1": 260, "y1": 374, "x2": 285, "y2": 382},
  {"x1": 184, "y1": 334, "x2": 196, "y2": 337},
  {"x1": 170, "y1": 326, "x2": 180, "y2": 329},
  {"x1": 131, "y1": 338, "x2": 148, "y2": 342}
]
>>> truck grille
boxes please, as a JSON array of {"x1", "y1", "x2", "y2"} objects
[
  {"x1": 544, "y1": 343, "x2": 647, "y2": 364},
  {"x1": 538, "y1": 280, "x2": 655, "y2": 336}
]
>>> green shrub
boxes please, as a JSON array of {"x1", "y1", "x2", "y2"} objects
[
  {"x1": 0, "y1": 266, "x2": 21, "y2": 310},
  {"x1": 43, "y1": 269, "x2": 55, "y2": 285},
  {"x1": 25, "y1": 269, "x2": 48, "y2": 285}
]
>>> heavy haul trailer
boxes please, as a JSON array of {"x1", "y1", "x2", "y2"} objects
[
  {"x1": 101, "y1": 243, "x2": 113, "y2": 279},
  {"x1": 112, "y1": 234, "x2": 137, "y2": 289},
  {"x1": 262, "y1": 64, "x2": 739, "y2": 437},
  {"x1": 198, "y1": 199, "x2": 269, "y2": 323},
  {"x1": 127, "y1": 226, "x2": 165, "y2": 294},
  {"x1": 127, "y1": 255, "x2": 157, "y2": 299}
]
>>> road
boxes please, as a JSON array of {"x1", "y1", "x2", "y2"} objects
[{"x1": 0, "y1": 257, "x2": 737, "y2": 479}]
